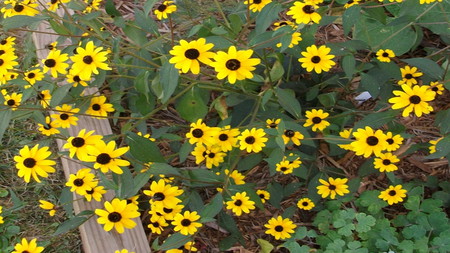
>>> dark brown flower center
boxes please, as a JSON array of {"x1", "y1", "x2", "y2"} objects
[
  {"x1": 269, "y1": 123, "x2": 277, "y2": 128},
  {"x1": 311, "y1": 56, "x2": 321, "y2": 63},
  {"x1": 0, "y1": 59, "x2": 4, "y2": 66},
  {"x1": 184, "y1": 48, "x2": 200, "y2": 60},
  {"x1": 44, "y1": 59, "x2": 56, "y2": 67},
  {"x1": 312, "y1": 117, "x2": 322, "y2": 124},
  {"x1": 382, "y1": 52, "x2": 389, "y2": 57},
  {"x1": 47, "y1": 44, "x2": 55, "y2": 50},
  {"x1": 71, "y1": 137, "x2": 85, "y2": 147},
  {"x1": 14, "y1": 4, "x2": 24, "y2": 12},
  {"x1": 51, "y1": 0, "x2": 58, "y2": 4},
  {"x1": 279, "y1": 22, "x2": 288, "y2": 26},
  {"x1": 0, "y1": 50, "x2": 4, "y2": 55},
  {"x1": 83, "y1": 55, "x2": 93, "y2": 64},
  {"x1": 386, "y1": 138, "x2": 394, "y2": 145},
  {"x1": 225, "y1": 59, "x2": 241, "y2": 71},
  {"x1": 409, "y1": 95, "x2": 421, "y2": 104},
  {"x1": 23, "y1": 158, "x2": 37, "y2": 168},
  {"x1": 108, "y1": 212, "x2": 122, "y2": 222},
  {"x1": 347, "y1": 0, "x2": 354, "y2": 4},
  {"x1": 153, "y1": 192, "x2": 165, "y2": 201},
  {"x1": 388, "y1": 190, "x2": 397, "y2": 196},
  {"x1": 328, "y1": 184, "x2": 337, "y2": 190},
  {"x1": 86, "y1": 188, "x2": 94, "y2": 194},
  {"x1": 432, "y1": 87, "x2": 438, "y2": 92},
  {"x1": 234, "y1": 200, "x2": 242, "y2": 206},
  {"x1": 163, "y1": 207, "x2": 173, "y2": 214},
  {"x1": 73, "y1": 75, "x2": 81, "y2": 82},
  {"x1": 284, "y1": 130, "x2": 295, "y2": 138},
  {"x1": 219, "y1": 133, "x2": 228, "y2": 141},
  {"x1": 259, "y1": 194, "x2": 265, "y2": 198},
  {"x1": 60, "y1": 113, "x2": 69, "y2": 120},
  {"x1": 73, "y1": 178, "x2": 84, "y2": 186},
  {"x1": 27, "y1": 72, "x2": 36, "y2": 79},
  {"x1": 7, "y1": 99, "x2": 15, "y2": 106},
  {"x1": 157, "y1": 4, "x2": 167, "y2": 12},
  {"x1": 253, "y1": 0, "x2": 262, "y2": 3},
  {"x1": 280, "y1": 167, "x2": 287, "y2": 171},
  {"x1": 245, "y1": 136, "x2": 255, "y2": 144},
  {"x1": 96, "y1": 153, "x2": 111, "y2": 164},
  {"x1": 43, "y1": 124, "x2": 52, "y2": 130},
  {"x1": 208, "y1": 152, "x2": 215, "y2": 158},
  {"x1": 92, "y1": 104, "x2": 101, "y2": 111},
  {"x1": 151, "y1": 221, "x2": 160, "y2": 227},
  {"x1": 0, "y1": 40, "x2": 6, "y2": 45},
  {"x1": 302, "y1": 201, "x2": 309, "y2": 206},
  {"x1": 302, "y1": 5, "x2": 315, "y2": 14},
  {"x1": 366, "y1": 136, "x2": 379, "y2": 146},
  {"x1": 181, "y1": 219, "x2": 191, "y2": 226},
  {"x1": 382, "y1": 159, "x2": 391, "y2": 165},
  {"x1": 404, "y1": 74, "x2": 413, "y2": 79},
  {"x1": 275, "y1": 225, "x2": 284, "y2": 232},
  {"x1": 192, "y1": 128, "x2": 203, "y2": 138}
]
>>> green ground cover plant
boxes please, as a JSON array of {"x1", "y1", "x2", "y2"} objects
[{"x1": 0, "y1": 0, "x2": 449, "y2": 252}]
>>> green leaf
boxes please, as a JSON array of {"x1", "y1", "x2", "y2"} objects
[
  {"x1": 342, "y1": 55, "x2": 356, "y2": 78},
  {"x1": 123, "y1": 23, "x2": 148, "y2": 46},
  {"x1": 354, "y1": 110, "x2": 398, "y2": 130},
  {"x1": 255, "y1": 2, "x2": 283, "y2": 35},
  {"x1": 159, "y1": 60, "x2": 180, "y2": 103},
  {"x1": 143, "y1": 0, "x2": 158, "y2": 16},
  {"x1": 275, "y1": 87, "x2": 302, "y2": 119},
  {"x1": 269, "y1": 60, "x2": 285, "y2": 82},
  {"x1": 185, "y1": 169, "x2": 223, "y2": 187},
  {"x1": 318, "y1": 92, "x2": 338, "y2": 107},
  {"x1": 404, "y1": 195, "x2": 421, "y2": 212},
  {"x1": 229, "y1": 14, "x2": 243, "y2": 35},
  {"x1": 281, "y1": 242, "x2": 309, "y2": 253},
  {"x1": 237, "y1": 153, "x2": 262, "y2": 172},
  {"x1": 126, "y1": 132, "x2": 166, "y2": 163},
  {"x1": 146, "y1": 163, "x2": 181, "y2": 177},
  {"x1": 355, "y1": 213, "x2": 376, "y2": 233},
  {"x1": 402, "y1": 58, "x2": 444, "y2": 80},
  {"x1": 158, "y1": 233, "x2": 192, "y2": 251},
  {"x1": 50, "y1": 84, "x2": 72, "y2": 107},
  {"x1": 420, "y1": 198, "x2": 442, "y2": 214},
  {"x1": 402, "y1": 225, "x2": 427, "y2": 239},
  {"x1": 53, "y1": 211, "x2": 93, "y2": 236},
  {"x1": 257, "y1": 239, "x2": 274, "y2": 253},
  {"x1": 360, "y1": 72, "x2": 380, "y2": 98},
  {"x1": 132, "y1": 169, "x2": 153, "y2": 194},
  {"x1": 435, "y1": 109, "x2": 450, "y2": 134},
  {"x1": 200, "y1": 193, "x2": 223, "y2": 219},
  {"x1": 134, "y1": 71, "x2": 151, "y2": 103},
  {"x1": 105, "y1": 0, "x2": 122, "y2": 17},
  {"x1": 0, "y1": 109, "x2": 11, "y2": 142},
  {"x1": 343, "y1": 6, "x2": 361, "y2": 35},
  {"x1": 2, "y1": 15, "x2": 49, "y2": 31},
  {"x1": 426, "y1": 135, "x2": 450, "y2": 159},
  {"x1": 175, "y1": 86, "x2": 208, "y2": 122}
]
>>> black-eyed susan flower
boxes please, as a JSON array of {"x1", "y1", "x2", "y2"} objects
[
  {"x1": 378, "y1": 185, "x2": 407, "y2": 205},
  {"x1": 24, "y1": 68, "x2": 44, "y2": 86},
  {"x1": 154, "y1": 1, "x2": 177, "y2": 20},
  {"x1": 214, "y1": 126, "x2": 240, "y2": 152},
  {"x1": 299, "y1": 45, "x2": 336, "y2": 74},
  {"x1": 303, "y1": 109, "x2": 331, "y2": 132},
  {"x1": 186, "y1": 119, "x2": 220, "y2": 146},
  {"x1": 36, "y1": 90, "x2": 52, "y2": 108},
  {"x1": 67, "y1": 72, "x2": 89, "y2": 87},
  {"x1": 385, "y1": 132, "x2": 403, "y2": 152},
  {"x1": 51, "y1": 104, "x2": 80, "y2": 128},
  {"x1": 256, "y1": 189, "x2": 270, "y2": 203},
  {"x1": 11, "y1": 238, "x2": 44, "y2": 253},
  {"x1": 95, "y1": 198, "x2": 140, "y2": 234},
  {"x1": 4, "y1": 92, "x2": 22, "y2": 110},
  {"x1": 14, "y1": 144, "x2": 56, "y2": 183},
  {"x1": 225, "y1": 169, "x2": 245, "y2": 185},
  {"x1": 39, "y1": 200, "x2": 57, "y2": 216},
  {"x1": 373, "y1": 153, "x2": 400, "y2": 172},
  {"x1": 65, "y1": 168, "x2": 98, "y2": 196},
  {"x1": 191, "y1": 144, "x2": 226, "y2": 169},
  {"x1": 317, "y1": 177, "x2": 350, "y2": 199},
  {"x1": 226, "y1": 192, "x2": 256, "y2": 216},
  {"x1": 237, "y1": 128, "x2": 268, "y2": 153},
  {"x1": 264, "y1": 216, "x2": 297, "y2": 240},
  {"x1": 338, "y1": 128, "x2": 353, "y2": 150},
  {"x1": 86, "y1": 95, "x2": 115, "y2": 118},
  {"x1": 286, "y1": 1, "x2": 321, "y2": 24},
  {"x1": 388, "y1": 84, "x2": 436, "y2": 117},
  {"x1": 83, "y1": 0, "x2": 102, "y2": 13},
  {"x1": 137, "y1": 132, "x2": 156, "y2": 141},
  {"x1": 37, "y1": 116, "x2": 60, "y2": 136},
  {"x1": 0, "y1": 50, "x2": 18, "y2": 76},
  {"x1": 85, "y1": 185, "x2": 107, "y2": 202},
  {"x1": 1, "y1": 0, "x2": 39, "y2": 18},
  {"x1": 83, "y1": 141, "x2": 130, "y2": 174},
  {"x1": 288, "y1": 153, "x2": 302, "y2": 168},
  {"x1": 282, "y1": 129, "x2": 304, "y2": 146},
  {"x1": 63, "y1": 129, "x2": 103, "y2": 159},
  {"x1": 277, "y1": 31, "x2": 302, "y2": 49},
  {"x1": 47, "y1": 0, "x2": 70, "y2": 12},
  {"x1": 344, "y1": 0, "x2": 360, "y2": 8},
  {"x1": 169, "y1": 38, "x2": 215, "y2": 74},
  {"x1": 152, "y1": 203, "x2": 184, "y2": 221},
  {"x1": 126, "y1": 195, "x2": 139, "y2": 206},
  {"x1": 350, "y1": 126, "x2": 388, "y2": 158},
  {"x1": 144, "y1": 179, "x2": 183, "y2": 209},
  {"x1": 297, "y1": 198, "x2": 315, "y2": 210},
  {"x1": 266, "y1": 118, "x2": 281, "y2": 129},
  {"x1": 276, "y1": 160, "x2": 292, "y2": 174},
  {"x1": 70, "y1": 41, "x2": 111, "y2": 80},
  {"x1": 273, "y1": 20, "x2": 297, "y2": 30},
  {"x1": 148, "y1": 215, "x2": 168, "y2": 234},
  {"x1": 398, "y1": 66, "x2": 423, "y2": 86},
  {"x1": 183, "y1": 242, "x2": 198, "y2": 252},
  {"x1": 428, "y1": 81, "x2": 445, "y2": 95},
  {"x1": 209, "y1": 46, "x2": 261, "y2": 84},
  {"x1": 244, "y1": 0, "x2": 272, "y2": 12},
  {"x1": 42, "y1": 49, "x2": 69, "y2": 78},
  {"x1": 376, "y1": 49, "x2": 395, "y2": 63},
  {"x1": 171, "y1": 211, "x2": 203, "y2": 235},
  {"x1": 429, "y1": 137, "x2": 443, "y2": 154}
]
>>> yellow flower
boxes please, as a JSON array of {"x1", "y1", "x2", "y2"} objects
[
  {"x1": 143, "y1": 179, "x2": 183, "y2": 209},
  {"x1": 51, "y1": 104, "x2": 80, "y2": 129},
  {"x1": 83, "y1": 141, "x2": 130, "y2": 174},
  {"x1": 36, "y1": 90, "x2": 52, "y2": 108},
  {"x1": 344, "y1": 0, "x2": 360, "y2": 8},
  {"x1": 0, "y1": 49, "x2": 19, "y2": 76},
  {"x1": 256, "y1": 189, "x2": 270, "y2": 203},
  {"x1": 11, "y1": 238, "x2": 44, "y2": 253},
  {"x1": 297, "y1": 198, "x2": 315, "y2": 210},
  {"x1": 37, "y1": 116, "x2": 60, "y2": 136},
  {"x1": 67, "y1": 72, "x2": 89, "y2": 87},
  {"x1": 171, "y1": 211, "x2": 203, "y2": 235},
  {"x1": 226, "y1": 192, "x2": 255, "y2": 216},
  {"x1": 385, "y1": 132, "x2": 404, "y2": 152},
  {"x1": 24, "y1": 68, "x2": 44, "y2": 86},
  {"x1": 42, "y1": 49, "x2": 69, "y2": 78},
  {"x1": 338, "y1": 128, "x2": 353, "y2": 150},
  {"x1": 388, "y1": 84, "x2": 436, "y2": 117},
  {"x1": 154, "y1": 1, "x2": 177, "y2": 20},
  {"x1": 317, "y1": 177, "x2": 350, "y2": 199},
  {"x1": 299, "y1": 45, "x2": 336, "y2": 74},
  {"x1": 63, "y1": 129, "x2": 103, "y2": 159},
  {"x1": 185, "y1": 119, "x2": 220, "y2": 146},
  {"x1": 350, "y1": 126, "x2": 388, "y2": 158},
  {"x1": 264, "y1": 216, "x2": 297, "y2": 240},
  {"x1": 237, "y1": 128, "x2": 268, "y2": 153},
  {"x1": 429, "y1": 137, "x2": 443, "y2": 154},
  {"x1": 85, "y1": 185, "x2": 107, "y2": 202},
  {"x1": 277, "y1": 31, "x2": 302, "y2": 48},
  {"x1": 244, "y1": 0, "x2": 272, "y2": 12},
  {"x1": 3, "y1": 92, "x2": 22, "y2": 110},
  {"x1": 266, "y1": 118, "x2": 281, "y2": 129},
  {"x1": 398, "y1": 66, "x2": 423, "y2": 86},
  {"x1": 14, "y1": 144, "x2": 56, "y2": 183},
  {"x1": 276, "y1": 160, "x2": 293, "y2": 174},
  {"x1": 169, "y1": 38, "x2": 215, "y2": 74},
  {"x1": 39, "y1": 200, "x2": 57, "y2": 216},
  {"x1": 376, "y1": 49, "x2": 395, "y2": 63},
  {"x1": 373, "y1": 153, "x2": 400, "y2": 172},
  {"x1": 191, "y1": 144, "x2": 226, "y2": 169},
  {"x1": 378, "y1": 185, "x2": 407, "y2": 205},
  {"x1": 47, "y1": 0, "x2": 70, "y2": 11},
  {"x1": 70, "y1": 41, "x2": 111, "y2": 80},
  {"x1": 1, "y1": 0, "x2": 39, "y2": 18},
  {"x1": 95, "y1": 198, "x2": 140, "y2": 234},
  {"x1": 286, "y1": 1, "x2": 321, "y2": 24},
  {"x1": 225, "y1": 169, "x2": 245, "y2": 185},
  {"x1": 85, "y1": 95, "x2": 115, "y2": 118},
  {"x1": 304, "y1": 109, "x2": 331, "y2": 132},
  {"x1": 209, "y1": 46, "x2": 261, "y2": 84},
  {"x1": 147, "y1": 215, "x2": 168, "y2": 234},
  {"x1": 282, "y1": 129, "x2": 304, "y2": 146},
  {"x1": 428, "y1": 81, "x2": 445, "y2": 95},
  {"x1": 65, "y1": 168, "x2": 98, "y2": 196},
  {"x1": 214, "y1": 126, "x2": 240, "y2": 152}
]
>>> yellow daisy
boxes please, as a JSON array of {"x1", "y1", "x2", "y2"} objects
[
  {"x1": 286, "y1": 1, "x2": 321, "y2": 24},
  {"x1": 317, "y1": 177, "x2": 350, "y2": 199},
  {"x1": 388, "y1": 84, "x2": 436, "y2": 117},
  {"x1": 350, "y1": 126, "x2": 388, "y2": 158},
  {"x1": 299, "y1": 45, "x2": 336, "y2": 74},
  {"x1": 373, "y1": 153, "x2": 400, "y2": 172},
  {"x1": 264, "y1": 216, "x2": 297, "y2": 240},
  {"x1": 244, "y1": 0, "x2": 272, "y2": 12},
  {"x1": 297, "y1": 198, "x2": 315, "y2": 210},
  {"x1": 171, "y1": 211, "x2": 203, "y2": 235},
  {"x1": 11, "y1": 238, "x2": 44, "y2": 253},
  {"x1": 237, "y1": 128, "x2": 268, "y2": 153},
  {"x1": 169, "y1": 38, "x2": 215, "y2": 74},
  {"x1": 226, "y1": 192, "x2": 256, "y2": 216},
  {"x1": 378, "y1": 185, "x2": 407, "y2": 205},
  {"x1": 70, "y1": 41, "x2": 111, "y2": 80},
  {"x1": 83, "y1": 140, "x2": 130, "y2": 174},
  {"x1": 95, "y1": 198, "x2": 140, "y2": 234},
  {"x1": 376, "y1": 49, "x2": 395, "y2": 63},
  {"x1": 42, "y1": 49, "x2": 69, "y2": 78},
  {"x1": 14, "y1": 144, "x2": 56, "y2": 183},
  {"x1": 85, "y1": 95, "x2": 115, "y2": 118},
  {"x1": 398, "y1": 66, "x2": 423, "y2": 86},
  {"x1": 51, "y1": 104, "x2": 80, "y2": 128},
  {"x1": 154, "y1": 1, "x2": 177, "y2": 20}
]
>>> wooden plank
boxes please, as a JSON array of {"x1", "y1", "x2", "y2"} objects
[{"x1": 32, "y1": 5, "x2": 151, "y2": 253}]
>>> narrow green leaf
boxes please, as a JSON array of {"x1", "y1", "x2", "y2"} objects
[
  {"x1": 158, "y1": 233, "x2": 191, "y2": 251},
  {"x1": 50, "y1": 84, "x2": 72, "y2": 107},
  {"x1": 343, "y1": 6, "x2": 361, "y2": 35},
  {"x1": 258, "y1": 239, "x2": 274, "y2": 253},
  {"x1": 134, "y1": 71, "x2": 151, "y2": 103},
  {"x1": 105, "y1": 0, "x2": 122, "y2": 17},
  {"x1": 123, "y1": 23, "x2": 148, "y2": 46},
  {"x1": 269, "y1": 60, "x2": 285, "y2": 82},
  {"x1": 255, "y1": 2, "x2": 283, "y2": 35},
  {"x1": 126, "y1": 132, "x2": 166, "y2": 163},
  {"x1": 2, "y1": 15, "x2": 49, "y2": 31},
  {"x1": 144, "y1": 0, "x2": 158, "y2": 16},
  {"x1": 0, "y1": 109, "x2": 12, "y2": 142},
  {"x1": 342, "y1": 55, "x2": 356, "y2": 78},
  {"x1": 402, "y1": 58, "x2": 444, "y2": 80},
  {"x1": 200, "y1": 194, "x2": 223, "y2": 219},
  {"x1": 179, "y1": 141, "x2": 193, "y2": 163},
  {"x1": 146, "y1": 163, "x2": 181, "y2": 177},
  {"x1": 175, "y1": 87, "x2": 208, "y2": 122},
  {"x1": 318, "y1": 92, "x2": 338, "y2": 107},
  {"x1": 160, "y1": 60, "x2": 179, "y2": 103},
  {"x1": 275, "y1": 87, "x2": 302, "y2": 119},
  {"x1": 354, "y1": 110, "x2": 398, "y2": 130},
  {"x1": 53, "y1": 214, "x2": 91, "y2": 236}
]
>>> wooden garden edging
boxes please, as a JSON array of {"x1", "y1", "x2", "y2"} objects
[{"x1": 32, "y1": 6, "x2": 151, "y2": 253}]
